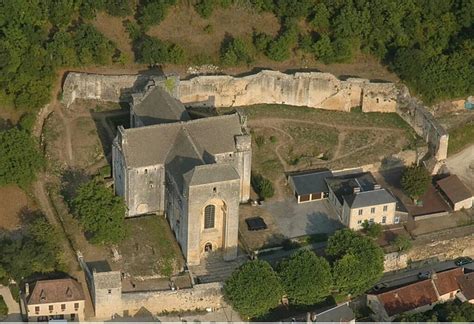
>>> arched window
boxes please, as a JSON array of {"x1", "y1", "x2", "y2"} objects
[
  {"x1": 204, "y1": 205, "x2": 215, "y2": 229},
  {"x1": 204, "y1": 242, "x2": 213, "y2": 252}
]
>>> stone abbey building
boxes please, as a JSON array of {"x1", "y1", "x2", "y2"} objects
[{"x1": 112, "y1": 80, "x2": 252, "y2": 265}]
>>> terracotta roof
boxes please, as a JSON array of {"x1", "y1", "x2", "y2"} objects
[
  {"x1": 376, "y1": 280, "x2": 438, "y2": 316},
  {"x1": 457, "y1": 272, "x2": 474, "y2": 300},
  {"x1": 432, "y1": 267, "x2": 463, "y2": 296},
  {"x1": 436, "y1": 175, "x2": 473, "y2": 204},
  {"x1": 27, "y1": 278, "x2": 85, "y2": 305}
]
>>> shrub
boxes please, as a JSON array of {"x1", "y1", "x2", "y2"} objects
[
  {"x1": 255, "y1": 135, "x2": 265, "y2": 148},
  {"x1": 136, "y1": 35, "x2": 185, "y2": 65},
  {"x1": 220, "y1": 36, "x2": 254, "y2": 66},
  {"x1": 0, "y1": 296, "x2": 7, "y2": 316},
  {"x1": 0, "y1": 128, "x2": 44, "y2": 188},
  {"x1": 401, "y1": 164, "x2": 431, "y2": 200},
  {"x1": 361, "y1": 221, "x2": 383, "y2": 239},
  {"x1": 394, "y1": 234, "x2": 412, "y2": 252},
  {"x1": 104, "y1": 0, "x2": 132, "y2": 17},
  {"x1": 251, "y1": 174, "x2": 274, "y2": 199},
  {"x1": 194, "y1": 0, "x2": 214, "y2": 18},
  {"x1": 72, "y1": 179, "x2": 126, "y2": 244}
]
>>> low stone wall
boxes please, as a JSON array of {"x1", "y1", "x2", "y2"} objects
[
  {"x1": 384, "y1": 252, "x2": 408, "y2": 272},
  {"x1": 121, "y1": 283, "x2": 223, "y2": 317}
]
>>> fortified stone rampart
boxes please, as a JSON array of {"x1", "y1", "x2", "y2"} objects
[
  {"x1": 396, "y1": 87, "x2": 449, "y2": 163},
  {"x1": 78, "y1": 253, "x2": 223, "y2": 320},
  {"x1": 61, "y1": 70, "x2": 447, "y2": 166},
  {"x1": 178, "y1": 70, "x2": 398, "y2": 113}
]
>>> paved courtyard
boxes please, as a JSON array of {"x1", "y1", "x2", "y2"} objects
[{"x1": 262, "y1": 198, "x2": 344, "y2": 239}]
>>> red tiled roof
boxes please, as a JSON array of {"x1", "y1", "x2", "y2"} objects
[
  {"x1": 432, "y1": 267, "x2": 463, "y2": 296},
  {"x1": 27, "y1": 278, "x2": 85, "y2": 305},
  {"x1": 376, "y1": 280, "x2": 438, "y2": 316},
  {"x1": 457, "y1": 272, "x2": 474, "y2": 300},
  {"x1": 436, "y1": 175, "x2": 473, "y2": 204}
]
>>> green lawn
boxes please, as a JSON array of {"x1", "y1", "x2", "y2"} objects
[{"x1": 448, "y1": 121, "x2": 474, "y2": 156}]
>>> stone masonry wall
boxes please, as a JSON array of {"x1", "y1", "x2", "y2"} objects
[{"x1": 61, "y1": 70, "x2": 447, "y2": 165}]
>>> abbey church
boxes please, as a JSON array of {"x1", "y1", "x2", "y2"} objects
[{"x1": 112, "y1": 79, "x2": 252, "y2": 265}]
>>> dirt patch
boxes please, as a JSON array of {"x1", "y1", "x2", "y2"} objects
[
  {"x1": 233, "y1": 104, "x2": 414, "y2": 201},
  {"x1": 148, "y1": 4, "x2": 279, "y2": 59},
  {"x1": 0, "y1": 185, "x2": 32, "y2": 231},
  {"x1": 91, "y1": 12, "x2": 135, "y2": 63}
]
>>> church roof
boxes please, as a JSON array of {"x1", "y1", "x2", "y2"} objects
[
  {"x1": 132, "y1": 84, "x2": 190, "y2": 125},
  {"x1": 121, "y1": 113, "x2": 243, "y2": 169},
  {"x1": 185, "y1": 164, "x2": 241, "y2": 187}
]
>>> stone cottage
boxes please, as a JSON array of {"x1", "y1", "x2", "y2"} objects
[{"x1": 112, "y1": 80, "x2": 252, "y2": 265}]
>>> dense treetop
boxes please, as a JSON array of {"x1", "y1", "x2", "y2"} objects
[{"x1": 0, "y1": 0, "x2": 472, "y2": 110}]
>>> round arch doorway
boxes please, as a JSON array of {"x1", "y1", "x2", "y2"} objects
[{"x1": 204, "y1": 242, "x2": 213, "y2": 253}]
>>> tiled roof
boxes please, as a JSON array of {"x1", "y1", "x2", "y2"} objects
[
  {"x1": 432, "y1": 267, "x2": 463, "y2": 296},
  {"x1": 436, "y1": 175, "x2": 473, "y2": 204},
  {"x1": 376, "y1": 279, "x2": 438, "y2": 316},
  {"x1": 27, "y1": 279, "x2": 85, "y2": 305},
  {"x1": 457, "y1": 272, "x2": 474, "y2": 300}
]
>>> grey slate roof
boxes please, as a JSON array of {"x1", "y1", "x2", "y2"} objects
[
  {"x1": 315, "y1": 303, "x2": 355, "y2": 322},
  {"x1": 132, "y1": 85, "x2": 190, "y2": 125},
  {"x1": 185, "y1": 164, "x2": 240, "y2": 187},
  {"x1": 121, "y1": 113, "x2": 243, "y2": 168},
  {"x1": 344, "y1": 188, "x2": 397, "y2": 208},
  {"x1": 326, "y1": 172, "x2": 377, "y2": 204},
  {"x1": 288, "y1": 170, "x2": 333, "y2": 195}
]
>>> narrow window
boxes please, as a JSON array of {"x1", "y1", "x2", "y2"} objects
[
  {"x1": 371, "y1": 207, "x2": 376, "y2": 214},
  {"x1": 61, "y1": 304, "x2": 66, "y2": 311},
  {"x1": 204, "y1": 205, "x2": 215, "y2": 229},
  {"x1": 394, "y1": 216, "x2": 400, "y2": 224},
  {"x1": 35, "y1": 306, "x2": 40, "y2": 314},
  {"x1": 383, "y1": 205, "x2": 388, "y2": 212},
  {"x1": 74, "y1": 303, "x2": 79, "y2": 310},
  {"x1": 358, "y1": 209, "x2": 363, "y2": 216},
  {"x1": 382, "y1": 216, "x2": 386, "y2": 224},
  {"x1": 369, "y1": 218, "x2": 374, "y2": 223},
  {"x1": 49, "y1": 305, "x2": 54, "y2": 312},
  {"x1": 357, "y1": 220, "x2": 362, "y2": 224},
  {"x1": 108, "y1": 289, "x2": 112, "y2": 294}
]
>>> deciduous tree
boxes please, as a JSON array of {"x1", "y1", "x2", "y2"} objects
[
  {"x1": 224, "y1": 260, "x2": 283, "y2": 319},
  {"x1": 278, "y1": 250, "x2": 332, "y2": 305}
]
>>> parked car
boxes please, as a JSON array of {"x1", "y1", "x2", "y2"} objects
[
  {"x1": 418, "y1": 271, "x2": 431, "y2": 280},
  {"x1": 373, "y1": 283, "x2": 389, "y2": 291},
  {"x1": 454, "y1": 256, "x2": 473, "y2": 266}
]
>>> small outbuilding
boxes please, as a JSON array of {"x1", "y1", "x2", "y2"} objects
[
  {"x1": 436, "y1": 175, "x2": 473, "y2": 211},
  {"x1": 288, "y1": 170, "x2": 333, "y2": 203}
]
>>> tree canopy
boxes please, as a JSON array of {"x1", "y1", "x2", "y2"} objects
[
  {"x1": 0, "y1": 216, "x2": 64, "y2": 281},
  {"x1": 0, "y1": 127, "x2": 44, "y2": 188},
  {"x1": 398, "y1": 301, "x2": 474, "y2": 322},
  {"x1": 401, "y1": 164, "x2": 431, "y2": 200},
  {"x1": 326, "y1": 229, "x2": 384, "y2": 296},
  {"x1": 224, "y1": 260, "x2": 284, "y2": 319},
  {"x1": 277, "y1": 249, "x2": 332, "y2": 306},
  {"x1": 72, "y1": 179, "x2": 126, "y2": 244}
]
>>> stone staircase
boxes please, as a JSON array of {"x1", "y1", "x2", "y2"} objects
[{"x1": 189, "y1": 252, "x2": 248, "y2": 284}]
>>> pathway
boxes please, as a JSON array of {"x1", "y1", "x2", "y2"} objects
[{"x1": 0, "y1": 285, "x2": 21, "y2": 322}]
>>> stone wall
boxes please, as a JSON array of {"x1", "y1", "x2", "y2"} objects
[
  {"x1": 396, "y1": 88, "x2": 449, "y2": 163},
  {"x1": 61, "y1": 70, "x2": 447, "y2": 166},
  {"x1": 178, "y1": 70, "x2": 397, "y2": 113}
]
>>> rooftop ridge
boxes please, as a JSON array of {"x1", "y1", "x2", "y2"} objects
[{"x1": 123, "y1": 113, "x2": 240, "y2": 135}]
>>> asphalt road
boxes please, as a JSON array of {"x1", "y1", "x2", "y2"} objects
[{"x1": 375, "y1": 259, "x2": 474, "y2": 290}]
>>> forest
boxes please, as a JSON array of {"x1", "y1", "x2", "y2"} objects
[{"x1": 0, "y1": 0, "x2": 472, "y2": 110}]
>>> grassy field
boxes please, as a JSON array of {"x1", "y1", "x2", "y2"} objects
[
  {"x1": 221, "y1": 104, "x2": 415, "y2": 197},
  {"x1": 119, "y1": 215, "x2": 184, "y2": 277},
  {"x1": 448, "y1": 120, "x2": 474, "y2": 156}
]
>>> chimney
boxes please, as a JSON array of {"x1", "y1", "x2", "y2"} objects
[
  {"x1": 25, "y1": 283, "x2": 30, "y2": 297},
  {"x1": 353, "y1": 187, "x2": 361, "y2": 193},
  {"x1": 374, "y1": 184, "x2": 381, "y2": 190}
]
